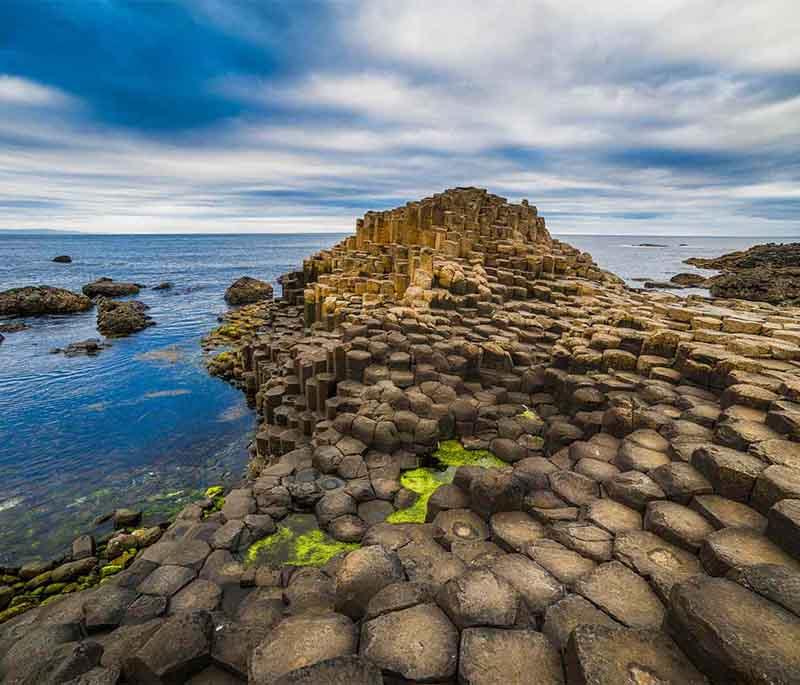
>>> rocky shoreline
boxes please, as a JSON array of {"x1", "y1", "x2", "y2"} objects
[{"x1": 2, "y1": 188, "x2": 800, "y2": 684}]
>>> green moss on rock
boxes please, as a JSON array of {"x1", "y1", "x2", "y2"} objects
[
  {"x1": 387, "y1": 440, "x2": 505, "y2": 524},
  {"x1": 244, "y1": 514, "x2": 359, "y2": 568}
]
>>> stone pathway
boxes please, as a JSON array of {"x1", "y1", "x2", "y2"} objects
[{"x1": 2, "y1": 188, "x2": 800, "y2": 684}]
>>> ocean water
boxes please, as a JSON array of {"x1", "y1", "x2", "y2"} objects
[
  {"x1": 0, "y1": 231, "x2": 789, "y2": 564},
  {"x1": 556, "y1": 234, "x2": 794, "y2": 291},
  {"x1": 0, "y1": 233, "x2": 346, "y2": 564}
]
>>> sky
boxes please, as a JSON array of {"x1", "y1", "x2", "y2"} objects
[{"x1": 0, "y1": 1, "x2": 799, "y2": 236}]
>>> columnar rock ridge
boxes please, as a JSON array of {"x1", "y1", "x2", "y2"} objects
[{"x1": 3, "y1": 187, "x2": 800, "y2": 684}]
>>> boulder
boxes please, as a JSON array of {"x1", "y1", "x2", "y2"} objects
[
  {"x1": 436, "y1": 568, "x2": 521, "y2": 629},
  {"x1": 83, "y1": 278, "x2": 141, "y2": 297},
  {"x1": 96, "y1": 299, "x2": 154, "y2": 337},
  {"x1": 333, "y1": 545, "x2": 405, "y2": 619},
  {"x1": 0, "y1": 285, "x2": 92, "y2": 316},
  {"x1": 53, "y1": 255, "x2": 72, "y2": 263},
  {"x1": 224, "y1": 276, "x2": 274, "y2": 305}
]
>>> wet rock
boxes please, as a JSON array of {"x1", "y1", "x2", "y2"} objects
[
  {"x1": 566, "y1": 624, "x2": 707, "y2": 685},
  {"x1": 224, "y1": 276, "x2": 274, "y2": 305},
  {"x1": 360, "y1": 603, "x2": 458, "y2": 681},
  {"x1": 668, "y1": 575, "x2": 800, "y2": 684},
  {"x1": 72, "y1": 535, "x2": 96, "y2": 560},
  {"x1": 52, "y1": 338, "x2": 110, "y2": 356},
  {"x1": 53, "y1": 255, "x2": 72, "y2": 263},
  {"x1": 97, "y1": 299, "x2": 154, "y2": 337},
  {"x1": 249, "y1": 613, "x2": 356, "y2": 684},
  {"x1": 124, "y1": 610, "x2": 213, "y2": 684},
  {"x1": 153, "y1": 282, "x2": 173, "y2": 291},
  {"x1": 0, "y1": 285, "x2": 92, "y2": 316},
  {"x1": 83, "y1": 279, "x2": 140, "y2": 298},
  {"x1": 459, "y1": 627, "x2": 564, "y2": 685}
]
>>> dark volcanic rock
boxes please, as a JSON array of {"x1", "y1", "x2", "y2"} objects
[
  {"x1": 53, "y1": 255, "x2": 72, "y2": 263},
  {"x1": 83, "y1": 278, "x2": 141, "y2": 298},
  {"x1": 96, "y1": 299, "x2": 154, "y2": 337},
  {"x1": 685, "y1": 242, "x2": 800, "y2": 304},
  {"x1": 224, "y1": 276, "x2": 274, "y2": 305},
  {"x1": 0, "y1": 285, "x2": 92, "y2": 316},
  {"x1": 670, "y1": 272, "x2": 708, "y2": 287},
  {"x1": 51, "y1": 338, "x2": 110, "y2": 356}
]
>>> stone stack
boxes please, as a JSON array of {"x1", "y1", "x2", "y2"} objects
[{"x1": 4, "y1": 188, "x2": 800, "y2": 683}]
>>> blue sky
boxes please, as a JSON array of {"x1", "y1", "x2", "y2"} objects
[{"x1": 0, "y1": 1, "x2": 798, "y2": 235}]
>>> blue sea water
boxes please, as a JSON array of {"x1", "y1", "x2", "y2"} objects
[
  {"x1": 0, "y1": 231, "x2": 791, "y2": 563},
  {"x1": 0, "y1": 233, "x2": 346, "y2": 563}
]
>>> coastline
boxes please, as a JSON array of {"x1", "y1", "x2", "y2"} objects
[{"x1": 2, "y1": 189, "x2": 799, "y2": 683}]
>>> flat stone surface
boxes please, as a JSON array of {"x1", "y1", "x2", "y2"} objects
[
  {"x1": 488, "y1": 553, "x2": 564, "y2": 614},
  {"x1": 137, "y1": 564, "x2": 196, "y2": 597},
  {"x1": 169, "y1": 579, "x2": 222, "y2": 614},
  {"x1": 566, "y1": 624, "x2": 708, "y2": 685},
  {"x1": 527, "y1": 539, "x2": 596, "y2": 588},
  {"x1": 436, "y1": 568, "x2": 521, "y2": 629},
  {"x1": 691, "y1": 443, "x2": 766, "y2": 503},
  {"x1": 605, "y1": 471, "x2": 666, "y2": 511},
  {"x1": 613, "y1": 530, "x2": 705, "y2": 600},
  {"x1": 124, "y1": 610, "x2": 213, "y2": 684},
  {"x1": 459, "y1": 627, "x2": 564, "y2": 685},
  {"x1": 727, "y1": 563, "x2": 800, "y2": 618},
  {"x1": 333, "y1": 545, "x2": 404, "y2": 619},
  {"x1": 644, "y1": 500, "x2": 715, "y2": 552},
  {"x1": 433, "y1": 508, "x2": 490, "y2": 548},
  {"x1": 585, "y1": 498, "x2": 642, "y2": 534},
  {"x1": 650, "y1": 462, "x2": 713, "y2": 504},
  {"x1": 549, "y1": 522, "x2": 613, "y2": 562},
  {"x1": 575, "y1": 561, "x2": 665, "y2": 629},
  {"x1": 489, "y1": 511, "x2": 546, "y2": 551},
  {"x1": 700, "y1": 527, "x2": 800, "y2": 576},
  {"x1": 250, "y1": 613, "x2": 357, "y2": 685},
  {"x1": 668, "y1": 575, "x2": 800, "y2": 684},
  {"x1": 691, "y1": 493, "x2": 766, "y2": 531},
  {"x1": 543, "y1": 594, "x2": 621, "y2": 652},
  {"x1": 360, "y1": 603, "x2": 459, "y2": 682}
]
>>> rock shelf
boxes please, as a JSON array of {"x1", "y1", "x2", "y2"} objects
[{"x1": 3, "y1": 188, "x2": 800, "y2": 684}]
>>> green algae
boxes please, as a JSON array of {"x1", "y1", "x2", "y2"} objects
[
  {"x1": 205, "y1": 485, "x2": 224, "y2": 499},
  {"x1": 387, "y1": 440, "x2": 505, "y2": 524},
  {"x1": 244, "y1": 513, "x2": 359, "y2": 568}
]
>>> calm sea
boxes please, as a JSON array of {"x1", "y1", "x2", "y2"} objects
[{"x1": 0, "y1": 232, "x2": 789, "y2": 563}]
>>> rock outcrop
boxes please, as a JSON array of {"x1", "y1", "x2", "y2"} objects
[
  {"x1": 52, "y1": 255, "x2": 72, "y2": 263},
  {"x1": 83, "y1": 278, "x2": 141, "y2": 298},
  {"x1": 685, "y1": 242, "x2": 800, "y2": 304},
  {"x1": 0, "y1": 285, "x2": 92, "y2": 316},
  {"x1": 4, "y1": 189, "x2": 800, "y2": 684},
  {"x1": 225, "y1": 276, "x2": 274, "y2": 305},
  {"x1": 96, "y1": 299, "x2": 154, "y2": 337}
]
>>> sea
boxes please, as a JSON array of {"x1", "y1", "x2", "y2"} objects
[{"x1": 0, "y1": 232, "x2": 790, "y2": 563}]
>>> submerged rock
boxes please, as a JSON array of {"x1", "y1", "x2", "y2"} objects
[
  {"x1": 50, "y1": 338, "x2": 110, "y2": 356},
  {"x1": 0, "y1": 286, "x2": 92, "y2": 316},
  {"x1": 153, "y1": 282, "x2": 173, "y2": 291},
  {"x1": 224, "y1": 276, "x2": 274, "y2": 305},
  {"x1": 96, "y1": 299, "x2": 154, "y2": 337},
  {"x1": 0, "y1": 322, "x2": 29, "y2": 333},
  {"x1": 52, "y1": 255, "x2": 72, "y2": 263},
  {"x1": 83, "y1": 278, "x2": 141, "y2": 298}
]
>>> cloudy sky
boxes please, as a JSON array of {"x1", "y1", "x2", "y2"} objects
[{"x1": 1, "y1": 1, "x2": 798, "y2": 235}]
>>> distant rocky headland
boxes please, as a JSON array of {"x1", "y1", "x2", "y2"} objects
[
  {"x1": 684, "y1": 241, "x2": 800, "y2": 304},
  {"x1": 2, "y1": 188, "x2": 800, "y2": 684}
]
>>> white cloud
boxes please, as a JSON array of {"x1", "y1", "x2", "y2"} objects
[{"x1": 0, "y1": 75, "x2": 71, "y2": 106}]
